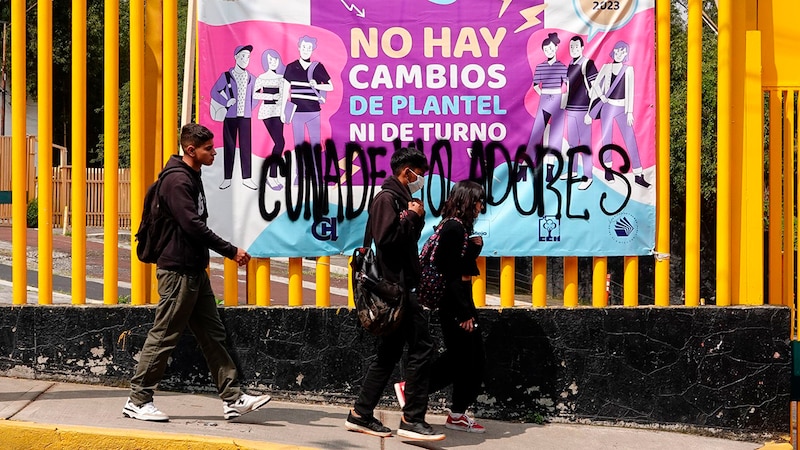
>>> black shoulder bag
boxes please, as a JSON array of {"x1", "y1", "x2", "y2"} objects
[{"x1": 351, "y1": 195, "x2": 405, "y2": 336}]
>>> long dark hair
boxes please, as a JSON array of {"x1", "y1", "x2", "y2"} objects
[{"x1": 441, "y1": 180, "x2": 485, "y2": 232}]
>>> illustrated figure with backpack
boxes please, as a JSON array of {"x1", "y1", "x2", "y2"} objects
[
  {"x1": 210, "y1": 44, "x2": 258, "y2": 191},
  {"x1": 345, "y1": 146, "x2": 445, "y2": 442},
  {"x1": 563, "y1": 36, "x2": 598, "y2": 190},
  {"x1": 284, "y1": 35, "x2": 333, "y2": 149},
  {"x1": 589, "y1": 40, "x2": 650, "y2": 188},
  {"x1": 401, "y1": 180, "x2": 487, "y2": 434},
  {"x1": 124, "y1": 123, "x2": 270, "y2": 422}
]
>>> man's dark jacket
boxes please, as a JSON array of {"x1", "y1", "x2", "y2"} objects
[
  {"x1": 369, "y1": 176, "x2": 424, "y2": 294},
  {"x1": 156, "y1": 155, "x2": 237, "y2": 272}
]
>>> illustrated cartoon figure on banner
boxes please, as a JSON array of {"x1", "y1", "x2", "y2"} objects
[
  {"x1": 526, "y1": 32, "x2": 567, "y2": 183},
  {"x1": 563, "y1": 36, "x2": 598, "y2": 190},
  {"x1": 210, "y1": 44, "x2": 258, "y2": 191},
  {"x1": 253, "y1": 49, "x2": 291, "y2": 191},
  {"x1": 590, "y1": 41, "x2": 650, "y2": 188},
  {"x1": 285, "y1": 35, "x2": 334, "y2": 149}
]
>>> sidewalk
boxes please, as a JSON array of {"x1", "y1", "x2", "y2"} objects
[{"x1": 0, "y1": 377, "x2": 775, "y2": 450}]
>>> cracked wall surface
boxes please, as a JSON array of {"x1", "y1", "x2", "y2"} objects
[{"x1": 0, "y1": 305, "x2": 789, "y2": 432}]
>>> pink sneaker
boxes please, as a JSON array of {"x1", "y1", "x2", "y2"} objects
[
  {"x1": 394, "y1": 381, "x2": 406, "y2": 408},
  {"x1": 445, "y1": 413, "x2": 485, "y2": 433}
]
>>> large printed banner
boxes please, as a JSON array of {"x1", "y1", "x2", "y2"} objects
[{"x1": 197, "y1": 0, "x2": 656, "y2": 257}]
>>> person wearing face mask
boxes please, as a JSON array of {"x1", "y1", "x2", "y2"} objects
[
  {"x1": 395, "y1": 180, "x2": 487, "y2": 434},
  {"x1": 345, "y1": 146, "x2": 445, "y2": 442}
]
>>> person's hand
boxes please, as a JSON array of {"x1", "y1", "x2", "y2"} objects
[
  {"x1": 272, "y1": 93, "x2": 281, "y2": 101},
  {"x1": 233, "y1": 247, "x2": 251, "y2": 266},
  {"x1": 408, "y1": 199, "x2": 424, "y2": 216},
  {"x1": 470, "y1": 235, "x2": 483, "y2": 247},
  {"x1": 626, "y1": 112, "x2": 634, "y2": 127},
  {"x1": 226, "y1": 98, "x2": 236, "y2": 107},
  {"x1": 459, "y1": 318, "x2": 475, "y2": 332},
  {"x1": 584, "y1": 113, "x2": 592, "y2": 125},
  {"x1": 309, "y1": 80, "x2": 318, "y2": 89}
]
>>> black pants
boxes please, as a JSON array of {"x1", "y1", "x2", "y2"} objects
[
  {"x1": 262, "y1": 117, "x2": 285, "y2": 178},
  {"x1": 354, "y1": 302, "x2": 433, "y2": 423},
  {"x1": 222, "y1": 117, "x2": 252, "y2": 180},
  {"x1": 429, "y1": 301, "x2": 486, "y2": 412}
]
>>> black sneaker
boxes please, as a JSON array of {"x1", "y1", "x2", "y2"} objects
[
  {"x1": 345, "y1": 410, "x2": 392, "y2": 437},
  {"x1": 397, "y1": 417, "x2": 446, "y2": 441}
]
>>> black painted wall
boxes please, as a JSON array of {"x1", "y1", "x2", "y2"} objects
[{"x1": 0, "y1": 305, "x2": 789, "y2": 432}]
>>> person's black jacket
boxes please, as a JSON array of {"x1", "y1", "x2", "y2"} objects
[
  {"x1": 433, "y1": 218, "x2": 482, "y2": 323},
  {"x1": 156, "y1": 155, "x2": 237, "y2": 272},
  {"x1": 369, "y1": 176, "x2": 424, "y2": 293}
]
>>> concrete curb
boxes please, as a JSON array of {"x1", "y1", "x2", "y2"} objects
[{"x1": 0, "y1": 420, "x2": 319, "y2": 450}]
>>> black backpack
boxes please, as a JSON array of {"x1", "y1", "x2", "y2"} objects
[{"x1": 135, "y1": 167, "x2": 182, "y2": 264}]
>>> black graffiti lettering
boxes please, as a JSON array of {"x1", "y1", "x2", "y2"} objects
[
  {"x1": 541, "y1": 145, "x2": 564, "y2": 220},
  {"x1": 427, "y1": 140, "x2": 452, "y2": 217},
  {"x1": 484, "y1": 141, "x2": 513, "y2": 206},
  {"x1": 510, "y1": 145, "x2": 537, "y2": 215},
  {"x1": 598, "y1": 143, "x2": 632, "y2": 215},
  {"x1": 565, "y1": 145, "x2": 591, "y2": 220},
  {"x1": 258, "y1": 153, "x2": 287, "y2": 221}
]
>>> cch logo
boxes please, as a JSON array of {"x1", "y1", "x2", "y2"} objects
[
  {"x1": 312, "y1": 217, "x2": 339, "y2": 241},
  {"x1": 539, "y1": 216, "x2": 560, "y2": 242}
]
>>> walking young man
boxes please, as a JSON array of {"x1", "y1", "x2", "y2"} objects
[
  {"x1": 345, "y1": 146, "x2": 445, "y2": 441},
  {"x1": 123, "y1": 123, "x2": 270, "y2": 422}
]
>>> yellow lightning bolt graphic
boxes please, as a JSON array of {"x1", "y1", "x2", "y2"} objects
[
  {"x1": 499, "y1": 0, "x2": 513, "y2": 18},
  {"x1": 338, "y1": 153, "x2": 361, "y2": 184},
  {"x1": 514, "y1": 4, "x2": 547, "y2": 34}
]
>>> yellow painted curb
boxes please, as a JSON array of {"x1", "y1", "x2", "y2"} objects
[{"x1": 0, "y1": 419, "x2": 318, "y2": 450}]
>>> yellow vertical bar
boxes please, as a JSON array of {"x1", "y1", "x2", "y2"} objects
[
  {"x1": 500, "y1": 256, "x2": 515, "y2": 308},
  {"x1": 11, "y1": 0, "x2": 27, "y2": 305},
  {"x1": 347, "y1": 255, "x2": 355, "y2": 308},
  {"x1": 71, "y1": 0, "x2": 87, "y2": 305},
  {"x1": 623, "y1": 256, "x2": 638, "y2": 307},
  {"x1": 104, "y1": 0, "x2": 120, "y2": 305},
  {"x1": 532, "y1": 256, "x2": 546, "y2": 307},
  {"x1": 223, "y1": 258, "x2": 238, "y2": 306},
  {"x1": 316, "y1": 256, "x2": 330, "y2": 307},
  {"x1": 472, "y1": 256, "x2": 486, "y2": 307},
  {"x1": 741, "y1": 31, "x2": 763, "y2": 305},
  {"x1": 654, "y1": 0, "x2": 670, "y2": 307},
  {"x1": 684, "y1": 0, "x2": 701, "y2": 308},
  {"x1": 767, "y1": 91, "x2": 782, "y2": 305},
  {"x1": 163, "y1": 0, "x2": 177, "y2": 162},
  {"x1": 256, "y1": 259, "x2": 271, "y2": 306},
  {"x1": 592, "y1": 257, "x2": 607, "y2": 307},
  {"x1": 785, "y1": 92, "x2": 796, "y2": 312},
  {"x1": 563, "y1": 256, "x2": 578, "y2": 307},
  {"x1": 289, "y1": 257, "x2": 303, "y2": 306},
  {"x1": 716, "y1": 0, "x2": 732, "y2": 306},
  {"x1": 246, "y1": 258, "x2": 256, "y2": 305},
  {"x1": 130, "y1": 0, "x2": 146, "y2": 305},
  {"x1": 37, "y1": 0, "x2": 53, "y2": 305}
]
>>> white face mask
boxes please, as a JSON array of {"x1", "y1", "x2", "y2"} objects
[{"x1": 407, "y1": 169, "x2": 424, "y2": 194}]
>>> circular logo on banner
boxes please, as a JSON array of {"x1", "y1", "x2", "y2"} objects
[{"x1": 608, "y1": 213, "x2": 637, "y2": 244}]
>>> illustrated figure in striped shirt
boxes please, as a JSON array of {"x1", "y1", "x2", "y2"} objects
[
  {"x1": 590, "y1": 41, "x2": 650, "y2": 188},
  {"x1": 526, "y1": 32, "x2": 568, "y2": 182},
  {"x1": 564, "y1": 36, "x2": 598, "y2": 190},
  {"x1": 284, "y1": 35, "x2": 334, "y2": 149}
]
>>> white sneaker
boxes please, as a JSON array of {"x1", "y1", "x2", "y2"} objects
[
  {"x1": 578, "y1": 178, "x2": 593, "y2": 190},
  {"x1": 242, "y1": 179, "x2": 258, "y2": 190},
  {"x1": 122, "y1": 398, "x2": 169, "y2": 422},
  {"x1": 219, "y1": 179, "x2": 232, "y2": 189},
  {"x1": 223, "y1": 393, "x2": 272, "y2": 419}
]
